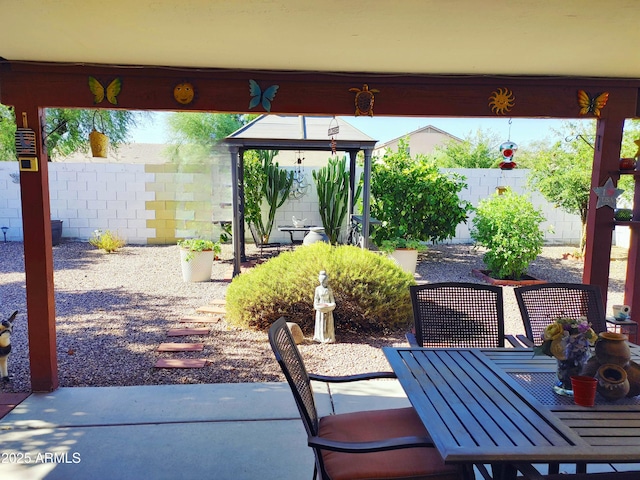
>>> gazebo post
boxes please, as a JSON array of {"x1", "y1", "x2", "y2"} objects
[
  {"x1": 229, "y1": 145, "x2": 242, "y2": 277},
  {"x1": 348, "y1": 150, "x2": 357, "y2": 218},
  {"x1": 238, "y1": 148, "x2": 247, "y2": 263},
  {"x1": 361, "y1": 147, "x2": 373, "y2": 249}
]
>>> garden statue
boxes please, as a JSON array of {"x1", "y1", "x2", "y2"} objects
[{"x1": 313, "y1": 270, "x2": 336, "y2": 343}]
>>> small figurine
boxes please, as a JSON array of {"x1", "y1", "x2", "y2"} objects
[
  {"x1": 313, "y1": 271, "x2": 336, "y2": 343},
  {"x1": 0, "y1": 311, "x2": 18, "y2": 381}
]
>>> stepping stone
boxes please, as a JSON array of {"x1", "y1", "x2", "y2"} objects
[
  {"x1": 196, "y1": 305, "x2": 226, "y2": 315},
  {"x1": 179, "y1": 315, "x2": 220, "y2": 324},
  {"x1": 157, "y1": 342, "x2": 204, "y2": 352},
  {"x1": 208, "y1": 299, "x2": 226, "y2": 305},
  {"x1": 166, "y1": 328, "x2": 210, "y2": 337},
  {"x1": 154, "y1": 358, "x2": 207, "y2": 368}
]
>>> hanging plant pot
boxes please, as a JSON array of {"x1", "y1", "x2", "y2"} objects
[{"x1": 89, "y1": 129, "x2": 108, "y2": 158}]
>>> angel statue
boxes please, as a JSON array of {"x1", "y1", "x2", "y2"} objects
[{"x1": 313, "y1": 270, "x2": 336, "y2": 343}]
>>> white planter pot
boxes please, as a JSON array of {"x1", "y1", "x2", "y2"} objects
[
  {"x1": 389, "y1": 248, "x2": 419, "y2": 274},
  {"x1": 180, "y1": 249, "x2": 214, "y2": 282}
]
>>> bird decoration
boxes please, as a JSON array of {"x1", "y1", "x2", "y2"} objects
[
  {"x1": 577, "y1": 90, "x2": 609, "y2": 117},
  {"x1": 248, "y1": 79, "x2": 279, "y2": 112},
  {"x1": 88, "y1": 77, "x2": 122, "y2": 105}
]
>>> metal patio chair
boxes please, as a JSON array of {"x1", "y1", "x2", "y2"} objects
[
  {"x1": 514, "y1": 283, "x2": 607, "y2": 347},
  {"x1": 248, "y1": 222, "x2": 282, "y2": 257},
  {"x1": 268, "y1": 317, "x2": 470, "y2": 480},
  {"x1": 408, "y1": 282, "x2": 522, "y2": 348}
]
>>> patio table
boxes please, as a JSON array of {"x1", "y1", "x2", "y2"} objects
[
  {"x1": 277, "y1": 224, "x2": 314, "y2": 244},
  {"x1": 383, "y1": 346, "x2": 640, "y2": 480}
]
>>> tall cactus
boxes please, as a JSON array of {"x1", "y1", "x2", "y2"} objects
[
  {"x1": 261, "y1": 154, "x2": 293, "y2": 242},
  {"x1": 313, "y1": 156, "x2": 362, "y2": 244}
]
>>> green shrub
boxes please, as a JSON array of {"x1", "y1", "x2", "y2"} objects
[
  {"x1": 225, "y1": 242, "x2": 415, "y2": 333},
  {"x1": 88, "y1": 229, "x2": 125, "y2": 253},
  {"x1": 470, "y1": 189, "x2": 545, "y2": 280}
]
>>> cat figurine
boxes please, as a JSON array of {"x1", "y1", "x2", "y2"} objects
[{"x1": 0, "y1": 311, "x2": 18, "y2": 381}]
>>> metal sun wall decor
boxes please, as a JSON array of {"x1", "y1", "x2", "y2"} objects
[
  {"x1": 88, "y1": 77, "x2": 122, "y2": 105},
  {"x1": 349, "y1": 84, "x2": 379, "y2": 116},
  {"x1": 488, "y1": 87, "x2": 515, "y2": 115},
  {"x1": 577, "y1": 90, "x2": 609, "y2": 117},
  {"x1": 248, "y1": 79, "x2": 279, "y2": 112},
  {"x1": 173, "y1": 82, "x2": 196, "y2": 105},
  {"x1": 594, "y1": 177, "x2": 624, "y2": 209}
]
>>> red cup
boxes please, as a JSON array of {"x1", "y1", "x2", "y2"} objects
[{"x1": 571, "y1": 375, "x2": 597, "y2": 407}]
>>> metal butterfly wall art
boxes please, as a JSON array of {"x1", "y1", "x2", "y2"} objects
[
  {"x1": 248, "y1": 79, "x2": 279, "y2": 112},
  {"x1": 577, "y1": 89, "x2": 609, "y2": 117},
  {"x1": 89, "y1": 77, "x2": 122, "y2": 105}
]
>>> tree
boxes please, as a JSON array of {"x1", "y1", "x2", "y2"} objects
[
  {"x1": 164, "y1": 112, "x2": 257, "y2": 162},
  {"x1": 431, "y1": 128, "x2": 500, "y2": 168},
  {"x1": 0, "y1": 104, "x2": 140, "y2": 160},
  {"x1": 371, "y1": 139, "x2": 472, "y2": 246},
  {"x1": 527, "y1": 119, "x2": 640, "y2": 251}
]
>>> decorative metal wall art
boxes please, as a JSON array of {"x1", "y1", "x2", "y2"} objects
[
  {"x1": 349, "y1": 84, "x2": 379, "y2": 116},
  {"x1": 593, "y1": 177, "x2": 623, "y2": 209},
  {"x1": 248, "y1": 79, "x2": 279, "y2": 112},
  {"x1": 173, "y1": 82, "x2": 195, "y2": 105},
  {"x1": 88, "y1": 77, "x2": 122, "y2": 105},
  {"x1": 289, "y1": 151, "x2": 309, "y2": 199},
  {"x1": 577, "y1": 90, "x2": 609, "y2": 117},
  {"x1": 488, "y1": 87, "x2": 515, "y2": 115}
]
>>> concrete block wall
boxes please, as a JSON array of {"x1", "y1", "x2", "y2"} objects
[{"x1": 0, "y1": 161, "x2": 584, "y2": 246}]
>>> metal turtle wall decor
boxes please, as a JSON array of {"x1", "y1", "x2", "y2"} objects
[{"x1": 349, "y1": 84, "x2": 379, "y2": 116}]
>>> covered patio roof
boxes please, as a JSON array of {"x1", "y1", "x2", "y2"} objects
[{"x1": 224, "y1": 115, "x2": 378, "y2": 275}]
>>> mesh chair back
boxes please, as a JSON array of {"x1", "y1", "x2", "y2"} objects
[
  {"x1": 514, "y1": 283, "x2": 607, "y2": 344},
  {"x1": 410, "y1": 282, "x2": 505, "y2": 347},
  {"x1": 268, "y1": 317, "x2": 319, "y2": 437}
]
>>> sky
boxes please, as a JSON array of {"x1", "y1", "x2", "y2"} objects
[{"x1": 129, "y1": 111, "x2": 583, "y2": 147}]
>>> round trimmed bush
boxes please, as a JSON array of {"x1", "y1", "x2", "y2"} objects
[{"x1": 225, "y1": 243, "x2": 415, "y2": 333}]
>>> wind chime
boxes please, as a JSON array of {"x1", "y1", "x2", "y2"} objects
[
  {"x1": 328, "y1": 116, "x2": 339, "y2": 155},
  {"x1": 496, "y1": 119, "x2": 518, "y2": 194},
  {"x1": 289, "y1": 151, "x2": 309, "y2": 200}
]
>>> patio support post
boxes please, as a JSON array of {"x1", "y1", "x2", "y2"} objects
[
  {"x1": 238, "y1": 148, "x2": 246, "y2": 263},
  {"x1": 583, "y1": 116, "x2": 624, "y2": 307},
  {"x1": 361, "y1": 148, "x2": 373, "y2": 249},
  {"x1": 15, "y1": 106, "x2": 59, "y2": 391},
  {"x1": 229, "y1": 145, "x2": 242, "y2": 277}
]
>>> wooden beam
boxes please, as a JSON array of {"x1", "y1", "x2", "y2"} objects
[
  {"x1": 13, "y1": 106, "x2": 59, "y2": 392},
  {"x1": 583, "y1": 117, "x2": 625, "y2": 307},
  {"x1": 1, "y1": 61, "x2": 639, "y2": 118}
]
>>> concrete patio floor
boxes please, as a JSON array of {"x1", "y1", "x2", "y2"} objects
[
  {"x1": 1, "y1": 380, "x2": 637, "y2": 480},
  {"x1": 0, "y1": 380, "x2": 412, "y2": 480}
]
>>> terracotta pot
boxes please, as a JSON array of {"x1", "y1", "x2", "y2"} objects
[
  {"x1": 596, "y1": 364, "x2": 630, "y2": 400},
  {"x1": 625, "y1": 360, "x2": 640, "y2": 397},
  {"x1": 594, "y1": 332, "x2": 631, "y2": 367},
  {"x1": 619, "y1": 157, "x2": 637, "y2": 170}
]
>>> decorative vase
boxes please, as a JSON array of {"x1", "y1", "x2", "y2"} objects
[
  {"x1": 303, "y1": 227, "x2": 330, "y2": 245},
  {"x1": 596, "y1": 364, "x2": 630, "y2": 400},
  {"x1": 625, "y1": 360, "x2": 640, "y2": 397},
  {"x1": 554, "y1": 334, "x2": 591, "y2": 396},
  {"x1": 594, "y1": 332, "x2": 630, "y2": 367}
]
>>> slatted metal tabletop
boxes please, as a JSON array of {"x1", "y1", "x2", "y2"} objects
[{"x1": 383, "y1": 347, "x2": 640, "y2": 473}]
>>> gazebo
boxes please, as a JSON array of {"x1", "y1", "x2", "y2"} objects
[{"x1": 224, "y1": 114, "x2": 377, "y2": 276}]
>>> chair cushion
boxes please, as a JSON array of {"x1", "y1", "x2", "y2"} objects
[{"x1": 318, "y1": 407, "x2": 461, "y2": 480}]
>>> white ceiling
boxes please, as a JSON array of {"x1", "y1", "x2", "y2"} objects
[{"x1": 2, "y1": 0, "x2": 640, "y2": 78}]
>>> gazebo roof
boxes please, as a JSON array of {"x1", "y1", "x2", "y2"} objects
[{"x1": 224, "y1": 115, "x2": 377, "y2": 151}]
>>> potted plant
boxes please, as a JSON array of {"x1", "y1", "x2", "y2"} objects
[
  {"x1": 378, "y1": 238, "x2": 426, "y2": 274},
  {"x1": 370, "y1": 139, "x2": 472, "y2": 274},
  {"x1": 178, "y1": 238, "x2": 221, "y2": 282},
  {"x1": 470, "y1": 188, "x2": 545, "y2": 282}
]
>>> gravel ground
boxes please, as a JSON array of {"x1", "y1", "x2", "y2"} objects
[{"x1": 0, "y1": 241, "x2": 628, "y2": 393}]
